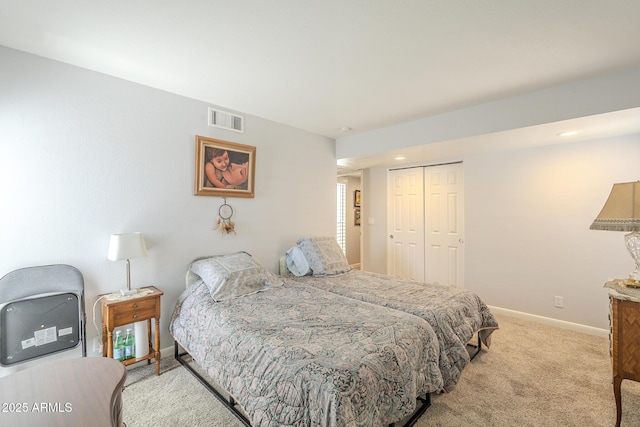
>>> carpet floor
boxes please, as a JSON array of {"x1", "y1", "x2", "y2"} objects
[{"x1": 122, "y1": 313, "x2": 640, "y2": 426}]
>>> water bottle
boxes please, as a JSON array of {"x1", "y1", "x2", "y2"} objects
[
  {"x1": 124, "y1": 328, "x2": 135, "y2": 360},
  {"x1": 113, "y1": 330, "x2": 125, "y2": 362}
]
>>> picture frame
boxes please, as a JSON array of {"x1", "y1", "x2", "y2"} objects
[
  {"x1": 194, "y1": 135, "x2": 256, "y2": 198},
  {"x1": 354, "y1": 190, "x2": 361, "y2": 207},
  {"x1": 354, "y1": 207, "x2": 361, "y2": 226}
]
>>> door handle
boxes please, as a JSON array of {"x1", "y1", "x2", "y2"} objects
[
  {"x1": 389, "y1": 235, "x2": 394, "y2": 239},
  {"x1": 459, "y1": 238, "x2": 464, "y2": 243}
]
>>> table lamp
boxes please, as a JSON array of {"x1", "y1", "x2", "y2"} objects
[
  {"x1": 590, "y1": 181, "x2": 640, "y2": 286},
  {"x1": 107, "y1": 232, "x2": 148, "y2": 295}
]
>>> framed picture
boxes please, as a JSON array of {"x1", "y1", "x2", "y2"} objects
[
  {"x1": 354, "y1": 207, "x2": 361, "y2": 226},
  {"x1": 354, "y1": 190, "x2": 361, "y2": 207},
  {"x1": 194, "y1": 135, "x2": 256, "y2": 198}
]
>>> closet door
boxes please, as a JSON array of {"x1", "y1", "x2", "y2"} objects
[
  {"x1": 387, "y1": 163, "x2": 465, "y2": 286},
  {"x1": 387, "y1": 167, "x2": 425, "y2": 281},
  {"x1": 424, "y1": 163, "x2": 464, "y2": 287}
]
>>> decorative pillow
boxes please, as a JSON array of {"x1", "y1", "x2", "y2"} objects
[
  {"x1": 285, "y1": 246, "x2": 311, "y2": 276},
  {"x1": 185, "y1": 270, "x2": 201, "y2": 288},
  {"x1": 189, "y1": 252, "x2": 283, "y2": 301},
  {"x1": 296, "y1": 237, "x2": 352, "y2": 277}
]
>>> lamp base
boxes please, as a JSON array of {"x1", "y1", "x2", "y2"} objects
[
  {"x1": 625, "y1": 278, "x2": 640, "y2": 288},
  {"x1": 120, "y1": 288, "x2": 138, "y2": 296},
  {"x1": 625, "y1": 231, "x2": 640, "y2": 283}
]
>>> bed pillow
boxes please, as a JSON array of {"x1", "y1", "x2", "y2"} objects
[
  {"x1": 189, "y1": 252, "x2": 283, "y2": 301},
  {"x1": 296, "y1": 237, "x2": 352, "y2": 276},
  {"x1": 185, "y1": 270, "x2": 201, "y2": 288},
  {"x1": 285, "y1": 246, "x2": 311, "y2": 276}
]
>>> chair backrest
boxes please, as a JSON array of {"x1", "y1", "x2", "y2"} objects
[
  {"x1": 0, "y1": 264, "x2": 86, "y2": 366},
  {"x1": 0, "y1": 264, "x2": 83, "y2": 304}
]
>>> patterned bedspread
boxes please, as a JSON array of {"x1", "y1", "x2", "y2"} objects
[
  {"x1": 288, "y1": 270, "x2": 499, "y2": 391},
  {"x1": 169, "y1": 279, "x2": 444, "y2": 427}
]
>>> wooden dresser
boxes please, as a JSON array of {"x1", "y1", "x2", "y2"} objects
[
  {"x1": 0, "y1": 357, "x2": 126, "y2": 426},
  {"x1": 610, "y1": 284, "x2": 640, "y2": 427}
]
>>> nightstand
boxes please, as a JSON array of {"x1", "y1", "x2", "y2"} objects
[
  {"x1": 101, "y1": 286, "x2": 163, "y2": 375},
  {"x1": 608, "y1": 281, "x2": 640, "y2": 427}
]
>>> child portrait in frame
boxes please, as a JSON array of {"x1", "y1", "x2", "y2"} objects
[{"x1": 194, "y1": 135, "x2": 256, "y2": 198}]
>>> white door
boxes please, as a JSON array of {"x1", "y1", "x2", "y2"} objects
[
  {"x1": 387, "y1": 167, "x2": 425, "y2": 281},
  {"x1": 424, "y1": 163, "x2": 464, "y2": 287}
]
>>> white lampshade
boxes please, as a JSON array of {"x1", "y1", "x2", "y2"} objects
[{"x1": 107, "y1": 233, "x2": 147, "y2": 261}]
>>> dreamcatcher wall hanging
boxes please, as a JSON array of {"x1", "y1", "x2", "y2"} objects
[{"x1": 216, "y1": 199, "x2": 236, "y2": 235}]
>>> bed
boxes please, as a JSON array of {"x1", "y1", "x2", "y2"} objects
[
  {"x1": 283, "y1": 237, "x2": 500, "y2": 391},
  {"x1": 169, "y1": 252, "x2": 445, "y2": 427}
]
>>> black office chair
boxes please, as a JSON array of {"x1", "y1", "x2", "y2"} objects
[{"x1": 0, "y1": 264, "x2": 86, "y2": 367}]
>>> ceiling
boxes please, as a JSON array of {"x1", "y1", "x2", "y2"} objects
[{"x1": 2, "y1": 1, "x2": 640, "y2": 169}]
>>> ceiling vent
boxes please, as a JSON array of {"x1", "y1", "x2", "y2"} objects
[{"x1": 208, "y1": 107, "x2": 244, "y2": 133}]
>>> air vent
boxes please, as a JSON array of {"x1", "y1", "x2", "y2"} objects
[{"x1": 208, "y1": 107, "x2": 244, "y2": 133}]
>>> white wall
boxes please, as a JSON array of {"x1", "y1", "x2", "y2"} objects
[
  {"x1": 465, "y1": 135, "x2": 639, "y2": 329},
  {"x1": 361, "y1": 135, "x2": 640, "y2": 329},
  {"x1": 0, "y1": 45, "x2": 336, "y2": 355}
]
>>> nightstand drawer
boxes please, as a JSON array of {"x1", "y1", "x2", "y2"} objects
[{"x1": 113, "y1": 299, "x2": 157, "y2": 323}]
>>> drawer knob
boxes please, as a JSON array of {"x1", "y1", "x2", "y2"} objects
[
  {"x1": 133, "y1": 304, "x2": 139, "y2": 308},
  {"x1": 133, "y1": 314, "x2": 138, "y2": 319}
]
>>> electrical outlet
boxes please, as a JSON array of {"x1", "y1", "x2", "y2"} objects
[{"x1": 554, "y1": 296, "x2": 564, "y2": 308}]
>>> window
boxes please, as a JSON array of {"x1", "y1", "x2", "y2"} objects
[{"x1": 336, "y1": 183, "x2": 346, "y2": 253}]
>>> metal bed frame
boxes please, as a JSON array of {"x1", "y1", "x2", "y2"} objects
[
  {"x1": 466, "y1": 332, "x2": 482, "y2": 361},
  {"x1": 175, "y1": 341, "x2": 432, "y2": 427}
]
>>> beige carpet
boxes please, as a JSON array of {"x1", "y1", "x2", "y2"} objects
[{"x1": 122, "y1": 314, "x2": 640, "y2": 426}]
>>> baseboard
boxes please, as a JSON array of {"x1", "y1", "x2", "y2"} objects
[
  {"x1": 161, "y1": 345, "x2": 174, "y2": 358},
  {"x1": 488, "y1": 305, "x2": 609, "y2": 338}
]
